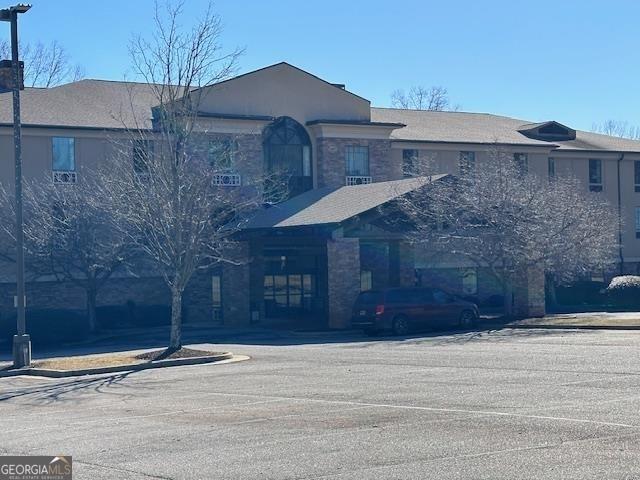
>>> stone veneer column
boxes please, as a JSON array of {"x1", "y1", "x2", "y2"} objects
[
  {"x1": 398, "y1": 242, "x2": 416, "y2": 287},
  {"x1": 389, "y1": 241, "x2": 415, "y2": 287},
  {"x1": 513, "y1": 266, "x2": 546, "y2": 318},
  {"x1": 222, "y1": 242, "x2": 251, "y2": 326},
  {"x1": 326, "y1": 237, "x2": 361, "y2": 329}
]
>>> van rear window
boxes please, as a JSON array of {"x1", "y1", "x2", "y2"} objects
[{"x1": 357, "y1": 291, "x2": 382, "y2": 304}]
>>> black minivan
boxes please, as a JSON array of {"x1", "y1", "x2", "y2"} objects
[{"x1": 351, "y1": 287, "x2": 479, "y2": 335}]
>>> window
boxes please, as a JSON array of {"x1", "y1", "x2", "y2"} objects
[
  {"x1": 461, "y1": 268, "x2": 478, "y2": 295},
  {"x1": 636, "y1": 207, "x2": 640, "y2": 239},
  {"x1": 360, "y1": 270, "x2": 372, "y2": 291},
  {"x1": 133, "y1": 140, "x2": 153, "y2": 174},
  {"x1": 212, "y1": 275, "x2": 222, "y2": 322},
  {"x1": 52, "y1": 137, "x2": 75, "y2": 171},
  {"x1": 263, "y1": 273, "x2": 316, "y2": 313},
  {"x1": 345, "y1": 146, "x2": 369, "y2": 176},
  {"x1": 263, "y1": 116, "x2": 313, "y2": 199},
  {"x1": 548, "y1": 157, "x2": 555, "y2": 181},
  {"x1": 387, "y1": 289, "x2": 424, "y2": 304},
  {"x1": 208, "y1": 139, "x2": 237, "y2": 171},
  {"x1": 513, "y1": 153, "x2": 528, "y2": 174},
  {"x1": 459, "y1": 151, "x2": 475, "y2": 176},
  {"x1": 402, "y1": 149, "x2": 418, "y2": 177},
  {"x1": 432, "y1": 289, "x2": 452, "y2": 305},
  {"x1": 635, "y1": 161, "x2": 640, "y2": 193},
  {"x1": 589, "y1": 159, "x2": 603, "y2": 192}
]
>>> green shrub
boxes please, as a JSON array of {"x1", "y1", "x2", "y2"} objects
[
  {"x1": 556, "y1": 281, "x2": 606, "y2": 306},
  {"x1": 605, "y1": 276, "x2": 640, "y2": 308}
]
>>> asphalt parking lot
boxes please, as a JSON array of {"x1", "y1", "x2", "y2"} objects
[{"x1": 2, "y1": 327, "x2": 640, "y2": 479}]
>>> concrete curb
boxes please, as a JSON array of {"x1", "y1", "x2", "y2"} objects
[
  {"x1": 501, "y1": 324, "x2": 640, "y2": 331},
  {"x1": 0, "y1": 352, "x2": 248, "y2": 378}
]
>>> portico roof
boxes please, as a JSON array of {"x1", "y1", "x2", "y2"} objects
[{"x1": 243, "y1": 175, "x2": 447, "y2": 230}]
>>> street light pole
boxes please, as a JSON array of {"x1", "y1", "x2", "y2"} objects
[{"x1": 0, "y1": 3, "x2": 31, "y2": 368}]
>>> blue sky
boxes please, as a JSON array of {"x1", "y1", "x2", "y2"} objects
[{"x1": 11, "y1": 0, "x2": 640, "y2": 131}]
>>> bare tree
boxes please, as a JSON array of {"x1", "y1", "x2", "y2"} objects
[
  {"x1": 591, "y1": 120, "x2": 640, "y2": 140},
  {"x1": 103, "y1": 0, "x2": 257, "y2": 351},
  {"x1": 0, "y1": 177, "x2": 132, "y2": 332},
  {"x1": 0, "y1": 39, "x2": 84, "y2": 87},
  {"x1": 391, "y1": 85, "x2": 460, "y2": 111},
  {"x1": 397, "y1": 147, "x2": 619, "y2": 315},
  {"x1": 31, "y1": 179, "x2": 133, "y2": 332}
]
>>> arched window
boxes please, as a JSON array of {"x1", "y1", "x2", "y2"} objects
[{"x1": 263, "y1": 117, "x2": 312, "y2": 199}]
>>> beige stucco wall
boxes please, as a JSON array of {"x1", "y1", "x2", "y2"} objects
[
  {"x1": 391, "y1": 143, "x2": 640, "y2": 263},
  {"x1": 197, "y1": 63, "x2": 370, "y2": 125}
]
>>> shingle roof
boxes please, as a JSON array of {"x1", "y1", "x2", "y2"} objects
[
  {"x1": 1, "y1": 75, "x2": 638, "y2": 154},
  {"x1": 0, "y1": 79, "x2": 160, "y2": 130},
  {"x1": 244, "y1": 175, "x2": 446, "y2": 229},
  {"x1": 371, "y1": 107, "x2": 640, "y2": 153}
]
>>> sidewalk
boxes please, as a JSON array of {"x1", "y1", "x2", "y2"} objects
[{"x1": 496, "y1": 312, "x2": 640, "y2": 329}]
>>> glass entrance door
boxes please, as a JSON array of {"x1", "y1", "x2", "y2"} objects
[{"x1": 264, "y1": 273, "x2": 316, "y2": 317}]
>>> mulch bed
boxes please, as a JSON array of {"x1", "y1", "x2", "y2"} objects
[{"x1": 135, "y1": 347, "x2": 224, "y2": 361}]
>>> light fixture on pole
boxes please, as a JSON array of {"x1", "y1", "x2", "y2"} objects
[{"x1": 0, "y1": 3, "x2": 31, "y2": 368}]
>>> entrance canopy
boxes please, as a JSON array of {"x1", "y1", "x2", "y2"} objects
[{"x1": 244, "y1": 175, "x2": 448, "y2": 231}]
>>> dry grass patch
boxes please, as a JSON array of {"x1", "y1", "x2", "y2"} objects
[
  {"x1": 33, "y1": 347, "x2": 223, "y2": 371},
  {"x1": 34, "y1": 354, "x2": 143, "y2": 370}
]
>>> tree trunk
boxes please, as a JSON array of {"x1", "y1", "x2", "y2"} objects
[
  {"x1": 87, "y1": 287, "x2": 98, "y2": 333},
  {"x1": 169, "y1": 288, "x2": 183, "y2": 351}
]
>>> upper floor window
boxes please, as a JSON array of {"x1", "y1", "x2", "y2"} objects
[
  {"x1": 513, "y1": 153, "x2": 528, "y2": 174},
  {"x1": 263, "y1": 116, "x2": 312, "y2": 199},
  {"x1": 548, "y1": 157, "x2": 555, "y2": 181},
  {"x1": 345, "y1": 146, "x2": 370, "y2": 177},
  {"x1": 636, "y1": 207, "x2": 640, "y2": 239},
  {"x1": 52, "y1": 137, "x2": 75, "y2": 171},
  {"x1": 133, "y1": 140, "x2": 153, "y2": 175},
  {"x1": 208, "y1": 139, "x2": 238, "y2": 172},
  {"x1": 402, "y1": 149, "x2": 418, "y2": 177},
  {"x1": 459, "y1": 151, "x2": 475, "y2": 176},
  {"x1": 589, "y1": 158, "x2": 603, "y2": 192},
  {"x1": 635, "y1": 160, "x2": 640, "y2": 192},
  {"x1": 360, "y1": 270, "x2": 372, "y2": 291}
]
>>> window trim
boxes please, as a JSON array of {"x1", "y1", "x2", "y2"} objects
[
  {"x1": 133, "y1": 139, "x2": 154, "y2": 175},
  {"x1": 208, "y1": 138, "x2": 238, "y2": 172},
  {"x1": 548, "y1": 157, "x2": 555, "y2": 181},
  {"x1": 52, "y1": 136, "x2": 76, "y2": 172},
  {"x1": 589, "y1": 158, "x2": 603, "y2": 192},
  {"x1": 513, "y1": 153, "x2": 528, "y2": 174},
  {"x1": 345, "y1": 145, "x2": 370, "y2": 177},
  {"x1": 459, "y1": 151, "x2": 476, "y2": 176},
  {"x1": 402, "y1": 149, "x2": 419, "y2": 178}
]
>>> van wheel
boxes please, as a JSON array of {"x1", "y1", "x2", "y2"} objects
[
  {"x1": 392, "y1": 316, "x2": 410, "y2": 336},
  {"x1": 459, "y1": 310, "x2": 476, "y2": 329}
]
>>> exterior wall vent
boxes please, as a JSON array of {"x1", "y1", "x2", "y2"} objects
[
  {"x1": 52, "y1": 171, "x2": 77, "y2": 184},
  {"x1": 213, "y1": 173, "x2": 241, "y2": 186},
  {"x1": 346, "y1": 175, "x2": 372, "y2": 186}
]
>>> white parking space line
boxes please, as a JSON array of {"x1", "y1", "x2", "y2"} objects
[{"x1": 184, "y1": 390, "x2": 640, "y2": 430}]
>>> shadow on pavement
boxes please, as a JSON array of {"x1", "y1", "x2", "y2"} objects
[
  {"x1": 0, "y1": 317, "x2": 592, "y2": 364},
  {"x1": 0, "y1": 370, "x2": 140, "y2": 404}
]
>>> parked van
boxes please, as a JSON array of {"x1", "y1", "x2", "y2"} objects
[{"x1": 351, "y1": 287, "x2": 479, "y2": 335}]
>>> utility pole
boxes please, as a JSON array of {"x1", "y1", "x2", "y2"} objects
[{"x1": 0, "y1": 3, "x2": 31, "y2": 368}]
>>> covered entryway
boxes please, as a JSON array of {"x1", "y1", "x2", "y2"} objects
[{"x1": 222, "y1": 176, "x2": 446, "y2": 328}]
